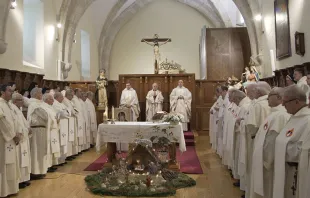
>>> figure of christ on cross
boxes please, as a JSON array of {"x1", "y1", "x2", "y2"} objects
[{"x1": 141, "y1": 34, "x2": 171, "y2": 74}]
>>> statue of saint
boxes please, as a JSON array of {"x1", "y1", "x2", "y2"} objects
[{"x1": 96, "y1": 69, "x2": 108, "y2": 108}]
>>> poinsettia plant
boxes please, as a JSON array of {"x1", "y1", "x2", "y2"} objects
[{"x1": 161, "y1": 113, "x2": 185, "y2": 123}]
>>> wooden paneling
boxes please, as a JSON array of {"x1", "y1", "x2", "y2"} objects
[
  {"x1": 195, "y1": 80, "x2": 225, "y2": 134},
  {"x1": 118, "y1": 74, "x2": 196, "y2": 130},
  {"x1": 261, "y1": 62, "x2": 310, "y2": 87},
  {"x1": 206, "y1": 28, "x2": 251, "y2": 81}
]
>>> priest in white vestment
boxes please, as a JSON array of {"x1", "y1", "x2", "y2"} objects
[
  {"x1": 86, "y1": 91, "x2": 97, "y2": 145},
  {"x1": 228, "y1": 90, "x2": 251, "y2": 188},
  {"x1": 120, "y1": 83, "x2": 140, "y2": 121},
  {"x1": 245, "y1": 81, "x2": 271, "y2": 198},
  {"x1": 217, "y1": 85, "x2": 229, "y2": 157},
  {"x1": 81, "y1": 92, "x2": 91, "y2": 149},
  {"x1": 170, "y1": 80, "x2": 192, "y2": 131},
  {"x1": 146, "y1": 83, "x2": 164, "y2": 121},
  {"x1": 41, "y1": 94, "x2": 61, "y2": 168},
  {"x1": 209, "y1": 86, "x2": 223, "y2": 150},
  {"x1": 62, "y1": 89, "x2": 79, "y2": 159},
  {"x1": 71, "y1": 88, "x2": 86, "y2": 151},
  {"x1": 273, "y1": 85, "x2": 310, "y2": 198},
  {"x1": 0, "y1": 84, "x2": 20, "y2": 197},
  {"x1": 11, "y1": 93, "x2": 32, "y2": 189},
  {"x1": 53, "y1": 92, "x2": 70, "y2": 165},
  {"x1": 250, "y1": 87, "x2": 290, "y2": 198},
  {"x1": 294, "y1": 68, "x2": 309, "y2": 103}
]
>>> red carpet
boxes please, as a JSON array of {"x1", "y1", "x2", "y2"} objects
[{"x1": 84, "y1": 146, "x2": 203, "y2": 174}]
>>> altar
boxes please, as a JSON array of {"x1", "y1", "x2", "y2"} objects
[{"x1": 96, "y1": 122, "x2": 186, "y2": 171}]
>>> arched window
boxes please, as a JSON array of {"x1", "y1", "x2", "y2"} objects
[{"x1": 23, "y1": 0, "x2": 44, "y2": 68}]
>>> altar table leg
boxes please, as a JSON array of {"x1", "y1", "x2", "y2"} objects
[{"x1": 103, "y1": 142, "x2": 116, "y2": 167}]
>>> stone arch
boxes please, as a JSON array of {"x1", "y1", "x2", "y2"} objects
[{"x1": 98, "y1": 0, "x2": 227, "y2": 77}]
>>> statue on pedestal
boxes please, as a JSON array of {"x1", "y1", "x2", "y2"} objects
[{"x1": 96, "y1": 69, "x2": 108, "y2": 109}]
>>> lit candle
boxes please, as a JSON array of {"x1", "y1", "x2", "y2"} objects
[{"x1": 112, "y1": 106, "x2": 115, "y2": 120}]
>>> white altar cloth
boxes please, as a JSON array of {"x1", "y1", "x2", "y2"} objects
[{"x1": 96, "y1": 122, "x2": 186, "y2": 152}]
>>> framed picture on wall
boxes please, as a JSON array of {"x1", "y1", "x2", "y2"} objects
[
  {"x1": 274, "y1": 0, "x2": 291, "y2": 59},
  {"x1": 295, "y1": 32, "x2": 305, "y2": 56}
]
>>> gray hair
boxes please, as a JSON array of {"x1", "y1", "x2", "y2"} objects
[
  {"x1": 65, "y1": 89, "x2": 74, "y2": 97},
  {"x1": 255, "y1": 81, "x2": 271, "y2": 95},
  {"x1": 87, "y1": 91, "x2": 94, "y2": 97},
  {"x1": 230, "y1": 90, "x2": 246, "y2": 100},
  {"x1": 30, "y1": 87, "x2": 42, "y2": 98},
  {"x1": 270, "y1": 87, "x2": 285, "y2": 98},
  {"x1": 283, "y1": 85, "x2": 307, "y2": 102},
  {"x1": 42, "y1": 93, "x2": 53, "y2": 102},
  {"x1": 54, "y1": 92, "x2": 63, "y2": 99},
  {"x1": 11, "y1": 93, "x2": 23, "y2": 103}
]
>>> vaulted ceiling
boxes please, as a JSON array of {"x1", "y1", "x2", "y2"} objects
[{"x1": 0, "y1": 0, "x2": 262, "y2": 75}]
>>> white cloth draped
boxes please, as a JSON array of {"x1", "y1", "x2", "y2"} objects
[
  {"x1": 170, "y1": 86, "x2": 192, "y2": 131},
  {"x1": 85, "y1": 98, "x2": 97, "y2": 144},
  {"x1": 146, "y1": 90, "x2": 164, "y2": 121},
  {"x1": 250, "y1": 105, "x2": 290, "y2": 198},
  {"x1": 273, "y1": 107, "x2": 310, "y2": 198},
  {"x1": 120, "y1": 88, "x2": 140, "y2": 121},
  {"x1": 0, "y1": 98, "x2": 19, "y2": 197}
]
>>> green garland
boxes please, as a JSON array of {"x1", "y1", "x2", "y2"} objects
[{"x1": 85, "y1": 168, "x2": 196, "y2": 197}]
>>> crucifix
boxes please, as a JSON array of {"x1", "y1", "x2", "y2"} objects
[{"x1": 141, "y1": 34, "x2": 171, "y2": 74}]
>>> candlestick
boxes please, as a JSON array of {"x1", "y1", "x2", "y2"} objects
[
  {"x1": 104, "y1": 105, "x2": 108, "y2": 116},
  {"x1": 112, "y1": 106, "x2": 115, "y2": 120}
]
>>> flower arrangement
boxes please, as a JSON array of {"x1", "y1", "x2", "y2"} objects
[{"x1": 161, "y1": 113, "x2": 184, "y2": 125}]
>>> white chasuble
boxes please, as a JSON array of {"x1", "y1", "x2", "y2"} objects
[
  {"x1": 71, "y1": 96, "x2": 85, "y2": 148},
  {"x1": 273, "y1": 107, "x2": 310, "y2": 198},
  {"x1": 146, "y1": 90, "x2": 164, "y2": 121},
  {"x1": 81, "y1": 99, "x2": 91, "y2": 148},
  {"x1": 0, "y1": 98, "x2": 19, "y2": 197},
  {"x1": 245, "y1": 95, "x2": 270, "y2": 197},
  {"x1": 209, "y1": 96, "x2": 223, "y2": 150},
  {"x1": 86, "y1": 98, "x2": 97, "y2": 143},
  {"x1": 170, "y1": 86, "x2": 192, "y2": 131},
  {"x1": 297, "y1": 76, "x2": 310, "y2": 104},
  {"x1": 217, "y1": 93, "x2": 229, "y2": 157},
  {"x1": 251, "y1": 105, "x2": 290, "y2": 198},
  {"x1": 120, "y1": 88, "x2": 140, "y2": 121},
  {"x1": 11, "y1": 104, "x2": 31, "y2": 183}
]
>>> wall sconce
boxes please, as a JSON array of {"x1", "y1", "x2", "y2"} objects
[{"x1": 10, "y1": 0, "x2": 17, "y2": 9}]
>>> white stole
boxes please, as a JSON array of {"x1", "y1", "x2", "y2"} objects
[
  {"x1": 252, "y1": 105, "x2": 289, "y2": 196},
  {"x1": 68, "y1": 117, "x2": 75, "y2": 142},
  {"x1": 5, "y1": 141, "x2": 16, "y2": 164},
  {"x1": 273, "y1": 107, "x2": 310, "y2": 198}
]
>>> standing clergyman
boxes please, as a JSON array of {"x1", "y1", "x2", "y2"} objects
[
  {"x1": 170, "y1": 80, "x2": 192, "y2": 131},
  {"x1": 120, "y1": 83, "x2": 140, "y2": 121},
  {"x1": 146, "y1": 83, "x2": 164, "y2": 121}
]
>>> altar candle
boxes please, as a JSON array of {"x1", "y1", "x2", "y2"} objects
[
  {"x1": 104, "y1": 106, "x2": 108, "y2": 117},
  {"x1": 112, "y1": 106, "x2": 114, "y2": 120}
]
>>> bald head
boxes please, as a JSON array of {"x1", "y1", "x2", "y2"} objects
[
  {"x1": 152, "y1": 83, "x2": 158, "y2": 91},
  {"x1": 245, "y1": 83, "x2": 257, "y2": 100},
  {"x1": 54, "y1": 92, "x2": 64, "y2": 103},
  {"x1": 255, "y1": 81, "x2": 271, "y2": 98},
  {"x1": 230, "y1": 90, "x2": 246, "y2": 105},
  {"x1": 282, "y1": 85, "x2": 307, "y2": 114}
]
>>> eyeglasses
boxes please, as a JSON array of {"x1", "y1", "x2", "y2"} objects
[{"x1": 282, "y1": 98, "x2": 298, "y2": 106}]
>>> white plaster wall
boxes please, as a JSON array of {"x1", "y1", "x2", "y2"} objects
[
  {"x1": 262, "y1": 0, "x2": 310, "y2": 77},
  {"x1": 0, "y1": 0, "x2": 98, "y2": 81},
  {"x1": 109, "y1": 0, "x2": 214, "y2": 80},
  {"x1": 69, "y1": 5, "x2": 99, "y2": 81}
]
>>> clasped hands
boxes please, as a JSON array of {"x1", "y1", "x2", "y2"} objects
[
  {"x1": 13, "y1": 133, "x2": 23, "y2": 145},
  {"x1": 178, "y1": 95, "x2": 184, "y2": 100}
]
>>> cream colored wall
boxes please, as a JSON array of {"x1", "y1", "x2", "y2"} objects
[
  {"x1": 261, "y1": 0, "x2": 310, "y2": 77},
  {"x1": 0, "y1": 0, "x2": 98, "y2": 81},
  {"x1": 109, "y1": 0, "x2": 214, "y2": 80},
  {"x1": 69, "y1": 6, "x2": 99, "y2": 81}
]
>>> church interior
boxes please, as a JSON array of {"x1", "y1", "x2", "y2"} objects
[{"x1": 0, "y1": 0, "x2": 310, "y2": 197}]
